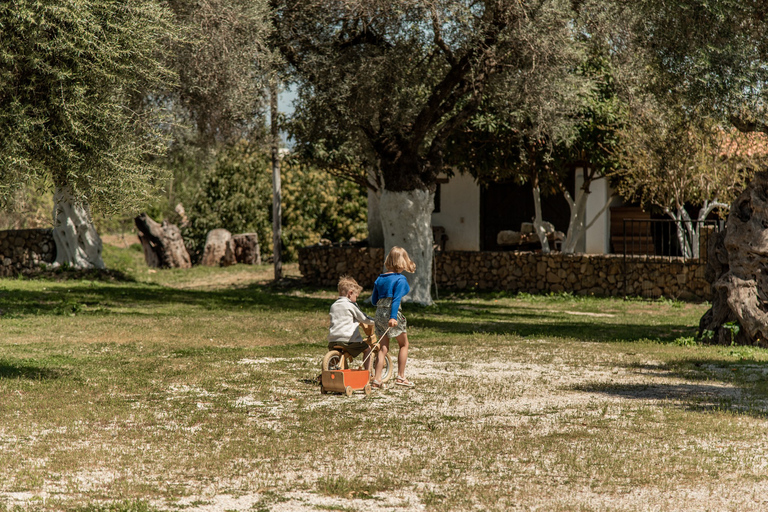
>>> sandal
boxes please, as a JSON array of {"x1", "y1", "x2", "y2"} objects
[
  {"x1": 395, "y1": 377, "x2": 415, "y2": 387},
  {"x1": 371, "y1": 380, "x2": 384, "y2": 390}
]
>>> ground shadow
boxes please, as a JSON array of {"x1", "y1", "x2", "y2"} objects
[
  {"x1": 572, "y1": 357, "x2": 768, "y2": 418},
  {"x1": 0, "y1": 360, "x2": 68, "y2": 381},
  {"x1": 0, "y1": 280, "x2": 699, "y2": 345},
  {"x1": 0, "y1": 280, "x2": 330, "y2": 319},
  {"x1": 31, "y1": 268, "x2": 136, "y2": 282},
  {"x1": 414, "y1": 315, "x2": 691, "y2": 344}
]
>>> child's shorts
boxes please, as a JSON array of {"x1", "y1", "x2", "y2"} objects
[
  {"x1": 375, "y1": 297, "x2": 407, "y2": 338},
  {"x1": 327, "y1": 340, "x2": 369, "y2": 358}
]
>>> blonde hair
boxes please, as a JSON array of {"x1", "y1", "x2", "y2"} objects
[
  {"x1": 338, "y1": 275, "x2": 363, "y2": 296},
  {"x1": 384, "y1": 246, "x2": 416, "y2": 273}
]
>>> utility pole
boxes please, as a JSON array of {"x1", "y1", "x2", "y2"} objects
[{"x1": 270, "y1": 77, "x2": 282, "y2": 281}]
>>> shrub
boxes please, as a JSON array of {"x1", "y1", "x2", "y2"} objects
[{"x1": 184, "y1": 145, "x2": 368, "y2": 263}]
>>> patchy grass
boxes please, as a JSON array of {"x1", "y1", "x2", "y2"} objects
[{"x1": 1, "y1": 245, "x2": 768, "y2": 510}]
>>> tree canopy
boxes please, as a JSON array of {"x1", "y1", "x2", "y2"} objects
[
  {"x1": 0, "y1": 0, "x2": 176, "y2": 215},
  {"x1": 164, "y1": 0, "x2": 273, "y2": 147},
  {"x1": 274, "y1": 0, "x2": 591, "y2": 192}
]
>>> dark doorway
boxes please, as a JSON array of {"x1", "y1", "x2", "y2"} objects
[{"x1": 480, "y1": 175, "x2": 574, "y2": 251}]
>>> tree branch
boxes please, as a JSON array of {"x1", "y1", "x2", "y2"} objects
[
  {"x1": 729, "y1": 114, "x2": 768, "y2": 134},
  {"x1": 430, "y1": 6, "x2": 456, "y2": 66}
]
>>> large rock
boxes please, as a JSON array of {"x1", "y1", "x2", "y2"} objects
[
  {"x1": 201, "y1": 229, "x2": 236, "y2": 267},
  {"x1": 497, "y1": 230, "x2": 522, "y2": 246},
  {"x1": 699, "y1": 170, "x2": 768, "y2": 346},
  {"x1": 134, "y1": 213, "x2": 191, "y2": 269}
]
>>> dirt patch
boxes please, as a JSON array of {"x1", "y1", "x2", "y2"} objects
[{"x1": 101, "y1": 233, "x2": 140, "y2": 248}]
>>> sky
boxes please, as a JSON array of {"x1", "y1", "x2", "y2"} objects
[{"x1": 275, "y1": 85, "x2": 297, "y2": 147}]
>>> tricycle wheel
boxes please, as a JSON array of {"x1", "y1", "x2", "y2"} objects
[
  {"x1": 364, "y1": 383, "x2": 371, "y2": 396},
  {"x1": 345, "y1": 385, "x2": 354, "y2": 397},
  {"x1": 322, "y1": 350, "x2": 345, "y2": 372},
  {"x1": 373, "y1": 352, "x2": 393, "y2": 383}
]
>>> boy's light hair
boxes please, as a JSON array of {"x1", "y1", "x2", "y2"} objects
[
  {"x1": 338, "y1": 275, "x2": 363, "y2": 296},
  {"x1": 384, "y1": 246, "x2": 416, "y2": 273}
]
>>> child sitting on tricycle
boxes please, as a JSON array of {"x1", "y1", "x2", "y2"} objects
[{"x1": 322, "y1": 276, "x2": 392, "y2": 392}]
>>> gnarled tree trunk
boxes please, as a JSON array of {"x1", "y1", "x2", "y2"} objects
[
  {"x1": 134, "y1": 213, "x2": 191, "y2": 269},
  {"x1": 232, "y1": 233, "x2": 261, "y2": 265},
  {"x1": 699, "y1": 171, "x2": 768, "y2": 346},
  {"x1": 52, "y1": 184, "x2": 105, "y2": 269},
  {"x1": 379, "y1": 189, "x2": 434, "y2": 306}
]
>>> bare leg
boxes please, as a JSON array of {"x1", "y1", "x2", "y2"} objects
[
  {"x1": 373, "y1": 337, "x2": 390, "y2": 384},
  {"x1": 362, "y1": 346, "x2": 372, "y2": 370},
  {"x1": 396, "y1": 332, "x2": 408, "y2": 379}
]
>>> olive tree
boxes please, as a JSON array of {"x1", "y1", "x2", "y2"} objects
[
  {"x1": 0, "y1": 0, "x2": 175, "y2": 268},
  {"x1": 272, "y1": 0, "x2": 589, "y2": 303},
  {"x1": 615, "y1": 103, "x2": 768, "y2": 258},
  {"x1": 154, "y1": 0, "x2": 274, "y2": 220}
]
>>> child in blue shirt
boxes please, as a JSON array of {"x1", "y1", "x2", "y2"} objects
[{"x1": 370, "y1": 246, "x2": 416, "y2": 388}]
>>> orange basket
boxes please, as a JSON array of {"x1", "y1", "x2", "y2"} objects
[{"x1": 321, "y1": 368, "x2": 371, "y2": 396}]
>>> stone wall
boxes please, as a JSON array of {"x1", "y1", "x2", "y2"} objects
[
  {"x1": 0, "y1": 229, "x2": 56, "y2": 277},
  {"x1": 298, "y1": 245, "x2": 710, "y2": 300}
]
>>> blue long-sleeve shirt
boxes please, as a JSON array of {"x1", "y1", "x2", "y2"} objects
[{"x1": 371, "y1": 272, "x2": 410, "y2": 319}]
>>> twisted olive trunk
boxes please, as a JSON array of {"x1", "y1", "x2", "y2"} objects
[{"x1": 52, "y1": 184, "x2": 105, "y2": 269}]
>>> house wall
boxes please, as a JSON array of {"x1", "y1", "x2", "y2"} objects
[
  {"x1": 431, "y1": 172, "x2": 480, "y2": 251},
  {"x1": 577, "y1": 168, "x2": 622, "y2": 255},
  {"x1": 298, "y1": 245, "x2": 711, "y2": 300},
  {"x1": 382, "y1": 169, "x2": 616, "y2": 254}
]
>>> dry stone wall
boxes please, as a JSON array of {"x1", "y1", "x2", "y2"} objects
[
  {"x1": 299, "y1": 246, "x2": 710, "y2": 300},
  {"x1": 0, "y1": 229, "x2": 56, "y2": 277}
]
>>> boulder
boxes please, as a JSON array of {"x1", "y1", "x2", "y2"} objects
[{"x1": 497, "y1": 230, "x2": 522, "y2": 246}]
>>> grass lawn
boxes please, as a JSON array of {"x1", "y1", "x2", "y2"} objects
[{"x1": 2, "y1": 242, "x2": 768, "y2": 511}]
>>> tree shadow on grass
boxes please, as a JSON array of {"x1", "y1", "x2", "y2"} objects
[
  {"x1": 31, "y1": 268, "x2": 136, "y2": 283},
  {"x1": 0, "y1": 360, "x2": 68, "y2": 380},
  {"x1": 570, "y1": 358, "x2": 768, "y2": 418},
  {"x1": 414, "y1": 316, "x2": 692, "y2": 344},
  {"x1": 0, "y1": 278, "x2": 699, "y2": 346},
  {"x1": 0, "y1": 280, "x2": 331, "y2": 318}
]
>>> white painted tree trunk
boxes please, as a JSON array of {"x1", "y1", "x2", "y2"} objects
[
  {"x1": 561, "y1": 185, "x2": 613, "y2": 255},
  {"x1": 666, "y1": 201, "x2": 727, "y2": 259},
  {"x1": 379, "y1": 189, "x2": 434, "y2": 305},
  {"x1": 665, "y1": 207, "x2": 694, "y2": 258},
  {"x1": 531, "y1": 185, "x2": 551, "y2": 254},
  {"x1": 561, "y1": 189, "x2": 584, "y2": 254},
  {"x1": 52, "y1": 185, "x2": 105, "y2": 269}
]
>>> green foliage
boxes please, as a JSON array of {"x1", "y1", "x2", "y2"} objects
[
  {"x1": 0, "y1": 0, "x2": 176, "y2": 215},
  {"x1": 723, "y1": 321, "x2": 741, "y2": 346},
  {"x1": 183, "y1": 148, "x2": 368, "y2": 263},
  {"x1": 277, "y1": 1, "x2": 589, "y2": 191},
  {"x1": 281, "y1": 160, "x2": 367, "y2": 261},
  {"x1": 628, "y1": 1, "x2": 768, "y2": 126},
  {"x1": 613, "y1": 98, "x2": 768, "y2": 218},
  {"x1": 163, "y1": 0, "x2": 273, "y2": 146},
  {"x1": 183, "y1": 144, "x2": 272, "y2": 262},
  {"x1": 0, "y1": 179, "x2": 53, "y2": 230}
]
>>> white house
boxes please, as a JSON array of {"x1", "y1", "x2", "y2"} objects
[{"x1": 431, "y1": 168, "x2": 620, "y2": 254}]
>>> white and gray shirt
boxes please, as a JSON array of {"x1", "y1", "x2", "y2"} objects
[{"x1": 329, "y1": 297, "x2": 375, "y2": 343}]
